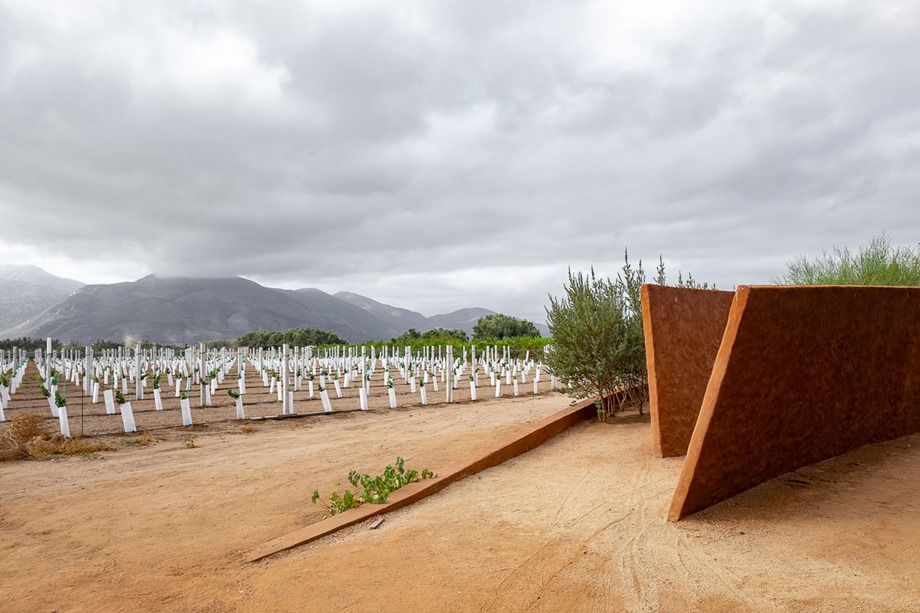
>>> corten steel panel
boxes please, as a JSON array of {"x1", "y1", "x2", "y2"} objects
[
  {"x1": 669, "y1": 285, "x2": 920, "y2": 521},
  {"x1": 641, "y1": 284, "x2": 735, "y2": 457}
]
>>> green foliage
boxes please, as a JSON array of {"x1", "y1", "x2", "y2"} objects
[
  {"x1": 227, "y1": 388, "x2": 241, "y2": 399},
  {"x1": 351, "y1": 336, "x2": 550, "y2": 361},
  {"x1": 391, "y1": 327, "x2": 469, "y2": 343},
  {"x1": 91, "y1": 339, "x2": 123, "y2": 351},
  {"x1": 473, "y1": 314, "x2": 541, "y2": 340},
  {"x1": 0, "y1": 337, "x2": 63, "y2": 351},
  {"x1": 229, "y1": 328, "x2": 347, "y2": 349},
  {"x1": 152, "y1": 373, "x2": 161, "y2": 389},
  {"x1": 544, "y1": 251, "x2": 648, "y2": 419},
  {"x1": 41, "y1": 385, "x2": 51, "y2": 398},
  {"x1": 183, "y1": 434, "x2": 198, "y2": 448},
  {"x1": 55, "y1": 391, "x2": 67, "y2": 408},
  {"x1": 311, "y1": 457, "x2": 436, "y2": 519},
  {"x1": 114, "y1": 389, "x2": 126, "y2": 405},
  {"x1": 654, "y1": 256, "x2": 717, "y2": 289},
  {"x1": 776, "y1": 234, "x2": 920, "y2": 286},
  {"x1": 311, "y1": 488, "x2": 359, "y2": 516},
  {"x1": 0, "y1": 372, "x2": 9, "y2": 387}
]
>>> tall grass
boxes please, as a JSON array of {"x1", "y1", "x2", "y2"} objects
[{"x1": 776, "y1": 234, "x2": 920, "y2": 286}]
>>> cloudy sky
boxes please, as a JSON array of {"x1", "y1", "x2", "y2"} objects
[{"x1": 1, "y1": 0, "x2": 918, "y2": 323}]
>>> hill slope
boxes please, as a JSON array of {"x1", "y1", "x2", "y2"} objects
[
  {"x1": 0, "y1": 265, "x2": 84, "y2": 330},
  {"x1": 334, "y1": 291, "x2": 429, "y2": 332},
  {"x1": 1, "y1": 275, "x2": 545, "y2": 344},
  {"x1": 1, "y1": 275, "x2": 394, "y2": 344}
]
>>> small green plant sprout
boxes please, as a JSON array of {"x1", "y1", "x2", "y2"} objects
[
  {"x1": 152, "y1": 373, "x2": 161, "y2": 389},
  {"x1": 311, "y1": 457, "x2": 436, "y2": 519},
  {"x1": 114, "y1": 389, "x2": 126, "y2": 405},
  {"x1": 227, "y1": 389, "x2": 240, "y2": 399},
  {"x1": 41, "y1": 385, "x2": 51, "y2": 398},
  {"x1": 92, "y1": 374, "x2": 100, "y2": 383},
  {"x1": 180, "y1": 390, "x2": 188, "y2": 400},
  {"x1": 0, "y1": 372, "x2": 9, "y2": 387},
  {"x1": 183, "y1": 433, "x2": 198, "y2": 448},
  {"x1": 309, "y1": 372, "x2": 315, "y2": 381},
  {"x1": 311, "y1": 488, "x2": 359, "y2": 517},
  {"x1": 140, "y1": 372, "x2": 147, "y2": 381},
  {"x1": 317, "y1": 383, "x2": 326, "y2": 392},
  {"x1": 387, "y1": 376, "x2": 395, "y2": 389},
  {"x1": 55, "y1": 391, "x2": 67, "y2": 408}
]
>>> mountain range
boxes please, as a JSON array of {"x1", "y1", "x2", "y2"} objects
[
  {"x1": 0, "y1": 264, "x2": 84, "y2": 331},
  {"x1": 0, "y1": 268, "x2": 547, "y2": 344}
]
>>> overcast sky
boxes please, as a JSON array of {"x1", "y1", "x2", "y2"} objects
[{"x1": 1, "y1": 0, "x2": 918, "y2": 323}]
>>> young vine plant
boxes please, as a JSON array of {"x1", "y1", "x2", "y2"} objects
[{"x1": 311, "y1": 456, "x2": 436, "y2": 519}]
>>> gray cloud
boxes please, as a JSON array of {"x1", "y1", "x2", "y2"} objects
[{"x1": 1, "y1": 0, "x2": 919, "y2": 324}]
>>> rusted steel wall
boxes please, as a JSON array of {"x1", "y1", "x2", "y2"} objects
[
  {"x1": 641, "y1": 285, "x2": 735, "y2": 457},
  {"x1": 669, "y1": 285, "x2": 920, "y2": 521}
]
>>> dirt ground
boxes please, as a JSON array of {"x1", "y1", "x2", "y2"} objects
[{"x1": 1, "y1": 392, "x2": 919, "y2": 612}]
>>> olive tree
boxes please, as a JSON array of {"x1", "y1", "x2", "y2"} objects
[{"x1": 544, "y1": 252, "x2": 647, "y2": 420}]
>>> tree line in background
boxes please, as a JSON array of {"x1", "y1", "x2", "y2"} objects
[{"x1": 228, "y1": 328, "x2": 347, "y2": 348}]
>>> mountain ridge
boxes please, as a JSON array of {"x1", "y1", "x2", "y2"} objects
[
  {"x1": 0, "y1": 272, "x2": 543, "y2": 344},
  {"x1": 0, "y1": 264, "x2": 86, "y2": 330}
]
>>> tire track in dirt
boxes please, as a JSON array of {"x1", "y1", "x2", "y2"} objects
[{"x1": 478, "y1": 421, "x2": 673, "y2": 611}]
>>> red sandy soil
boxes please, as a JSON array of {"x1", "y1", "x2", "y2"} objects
[{"x1": 1, "y1": 392, "x2": 919, "y2": 612}]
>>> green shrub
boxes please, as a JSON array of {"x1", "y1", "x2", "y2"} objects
[
  {"x1": 311, "y1": 457, "x2": 436, "y2": 519},
  {"x1": 473, "y1": 314, "x2": 540, "y2": 340},
  {"x1": 776, "y1": 234, "x2": 920, "y2": 286},
  {"x1": 544, "y1": 251, "x2": 647, "y2": 420}
]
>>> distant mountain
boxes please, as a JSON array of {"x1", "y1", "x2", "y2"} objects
[
  {"x1": 0, "y1": 274, "x2": 546, "y2": 344},
  {"x1": 281, "y1": 288, "x2": 399, "y2": 341},
  {"x1": 1, "y1": 275, "x2": 396, "y2": 344},
  {"x1": 426, "y1": 307, "x2": 496, "y2": 336},
  {"x1": 334, "y1": 294, "x2": 496, "y2": 337},
  {"x1": 335, "y1": 294, "x2": 548, "y2": 337},
  {"x1": 334, "y1": 291, "x2": 429, "y2": 331},
  {"x1": 0, "y1": 264, "x2": 84, "y2": 330}
]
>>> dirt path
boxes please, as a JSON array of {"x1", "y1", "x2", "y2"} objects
[{"x1": 2, "y1": 393, "x2": 919, "y2": 612}]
